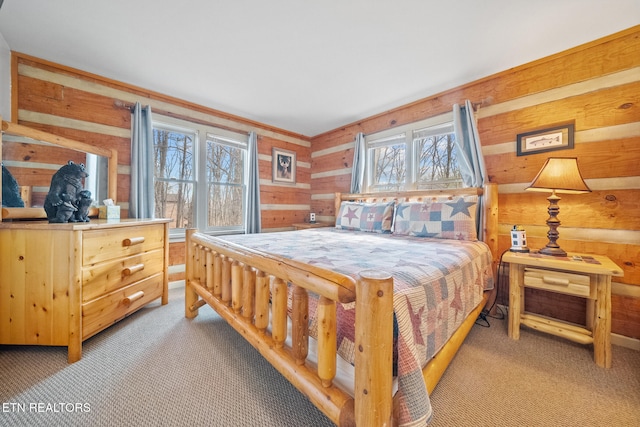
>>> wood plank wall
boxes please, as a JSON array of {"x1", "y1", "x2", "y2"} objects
[
  {"x1": 7, "y1": 26, "x2": 639, "y2": 341},
  {"x1": 309, "y1": 26, "x2": 640, "y2": 341},
  {"x1": 9, "y1": 52, "x2": 313, "y2": 281}
]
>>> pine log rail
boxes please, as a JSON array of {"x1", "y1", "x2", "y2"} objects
[{"x1": 185, "y1": 230, "x2": 394, "y2": 427}]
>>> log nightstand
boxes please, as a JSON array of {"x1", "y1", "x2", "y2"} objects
[{"x1": 503, "y1": 251, "x2": 623, "y2": 368}]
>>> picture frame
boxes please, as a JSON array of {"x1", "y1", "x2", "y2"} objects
[
  {"x1": 516, "y1": 123, "x2": 575, "y2": 156},
  {"x1": 272, "y1": 147, "x2": 296, "y2": 184}
]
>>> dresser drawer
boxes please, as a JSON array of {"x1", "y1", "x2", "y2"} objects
[
  {"x1": 524, "y1": 268, "x2": 592, "y2": 298},
  {"x1": 82, "y1": 249, "x2": 165, "y2": 303},
  {"x1": 82, "y1": 224, "x2": 165, "y2": 265},
  {"x1": 82, "y1": 273, "x2": 164, "y2": 339}
]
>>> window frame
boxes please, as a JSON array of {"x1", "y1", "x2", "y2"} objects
[
  {"x1": 364, "y1": 112, "x2": 461, "y2": 192},
  {"x1": 152, "y1": 115, "x2": 248, "y2": 239}
]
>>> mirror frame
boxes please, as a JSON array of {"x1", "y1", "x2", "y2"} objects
[{"x1": 1, "y1": 119, "x2": 118, "y2": 220}]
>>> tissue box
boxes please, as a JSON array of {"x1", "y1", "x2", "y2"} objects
[{"x1": 99, "y1": 205, "x2": 120, "y2": 219}]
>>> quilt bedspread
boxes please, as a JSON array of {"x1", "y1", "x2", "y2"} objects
[{"x1": 220, "y1": 228, "x2": 494, "y2": 426}]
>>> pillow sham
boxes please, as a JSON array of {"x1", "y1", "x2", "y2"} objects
[
  {"x1": 335, "y1": 201, "x2": 394, "y2": 233},
  {"x1": 392, "y1": 195, "x2": 478, "y2": 240}
]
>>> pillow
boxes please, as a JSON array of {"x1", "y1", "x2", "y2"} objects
[
  {"x1": 392, "y1": 195, "x2": 478, "y2": 240},
  {"x1": 335, "y1": 201, "x2": 394, "y2": 233}
]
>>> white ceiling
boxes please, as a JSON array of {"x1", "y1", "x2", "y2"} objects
[{"x1": 0, "y1": 1, "x2": 638, "y2": 137}]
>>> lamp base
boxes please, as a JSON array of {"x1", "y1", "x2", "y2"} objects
[
  {"x1": 538, "y1": 246, "x2": 567, "y2": 257},
  {"x1": 540, "y1": 190, "x2": 567, "y2": 257}
]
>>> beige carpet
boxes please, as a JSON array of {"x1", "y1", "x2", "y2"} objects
[{"x1": 1, "y1": 286, "x2": 638, "y2": 427}]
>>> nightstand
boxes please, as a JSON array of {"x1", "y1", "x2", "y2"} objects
[
  {"x1": 503, "y1": 251, "x2": 623, "y2": 368},
  {"x1": 292, "y1": 222, "x2": 332, "y2": 230}
]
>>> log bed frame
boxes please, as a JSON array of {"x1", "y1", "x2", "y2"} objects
[{"x1": 185, "y1": 183, "x2": 498, "y2": 426}]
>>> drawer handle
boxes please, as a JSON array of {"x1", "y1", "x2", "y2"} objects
[
  {"x1": 122, "y1": 263, "x2": 145, "y2": 277},
  {"x1": 123, "y1": 291, "x2": 145, "y2": 307},
  {"x1": 542, "y1": 276, "x2": 570, "y2": 286},
  {"x1": 123, "y1": 237, "x2": 145, "y2": 247}
]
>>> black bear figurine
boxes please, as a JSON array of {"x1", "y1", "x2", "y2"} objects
[
  {"x1": 44, "y1": 160, "x2": 90, "y2": 223},
  {"x1": 74, "y1": 189, "x2": 93, "y2": 222},
  {"x1": 1, "y1": 163, "x2": 25, "y2": 208}
]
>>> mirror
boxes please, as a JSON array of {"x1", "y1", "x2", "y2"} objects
[{"x1": 1, "y1": 120, "x2": 118, "y2": 220}]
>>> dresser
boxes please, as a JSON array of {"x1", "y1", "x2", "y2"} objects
[{"x1": 0, "y1": 218, "x2": 170, "y2": 362}]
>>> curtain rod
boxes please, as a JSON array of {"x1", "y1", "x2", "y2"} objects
[
  {"x1": 114, "y1": 100, "x2": 136, "y2": 111},
  {"x1": 471, "y1": 96, "x2": 494, "y2": 110}
]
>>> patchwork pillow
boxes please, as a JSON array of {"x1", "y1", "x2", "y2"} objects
[
  {"x1": 335, "y1": 201, "x2": 394, "y2": 233},
  {"x1": 392, "y1": 195, "x2": 478, "y2": 240}
]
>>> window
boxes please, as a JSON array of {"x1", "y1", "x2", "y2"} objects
[
  {"x1": 365, "y1": 114, "x2": 461, "y2": 191},
  {"x1": 153, "y1": 125, "x2": 195, "y2": 230},
  {"x1": 205, "y1": 134, "x2": 245, "y2": 230},
  {"x1": 153, "y1": 116, "x2": 248, "y2": 237}
]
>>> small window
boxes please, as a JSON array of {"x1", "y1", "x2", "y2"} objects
[
  {"x1": 153, "y1": 126, "x2": 196, "y2": 230},
  {"x1": 367, "y1": 133, "x2": 406, "y2": 192},
  {"x1": 365, "y1": 114, "x2": 462, "y2": 191},
  {"x1": 206, "y1": 135, "x2": 246, "y2": 230},
  {"x1": 413, "y1": 123, "x2": 461, "y2": 189}
]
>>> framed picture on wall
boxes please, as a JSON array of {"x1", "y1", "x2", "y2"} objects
[
  {"x1": 516, "y1": 123, "x2": 575, "y2": 156},
  {"x1": 272, "y1": 147, "x2": 296, "y2": 184}
]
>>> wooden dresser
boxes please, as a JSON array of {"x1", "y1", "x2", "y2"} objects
[{"x1": 0, "y1": 218, "x2": 170, "y2": 362}]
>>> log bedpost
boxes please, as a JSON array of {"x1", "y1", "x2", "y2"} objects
[
  {"x1": 354, "y1": 270, "x2": 393, "y2": 427},
  {"x1": 185, "y1": 229, "x2": 199, "y2": 319},
  {"x1": 482, "y1": 182, "x2": 499, "y2": 314}
]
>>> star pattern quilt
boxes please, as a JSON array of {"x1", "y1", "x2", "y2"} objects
[{"x1": 220, "y1": 228, "x2": 494, "y2": 426}]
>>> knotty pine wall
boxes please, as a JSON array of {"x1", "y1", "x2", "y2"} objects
[
  {"x1": 310, "y1": 26, "x2": 640, "y2": 341},
  {"x1": 10, "y1": 52, "x2": 313, "y2": 281},
  {"x1": 6, "y1": 26, "x2": 639, "y2": 341}
]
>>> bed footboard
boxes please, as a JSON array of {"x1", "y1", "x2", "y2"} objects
[{"x1": 185, "y1": 229, "x2": 394, "y2": 426}]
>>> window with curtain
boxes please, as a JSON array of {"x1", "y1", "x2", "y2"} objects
[
  {"x1": 152, "y1": 115, "x2": 248, "y2": 237},
  {"x1": 365, "y1": 113, "x2": 462, "y2": 191}
]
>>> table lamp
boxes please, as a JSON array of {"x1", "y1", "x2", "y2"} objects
[{"x1": 526, "y1": 157, "x2": 591, "y2": 256}]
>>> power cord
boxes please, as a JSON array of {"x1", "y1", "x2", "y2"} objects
[{"x1": 476, "y1": 249, "x2": 509, "y2": 327}]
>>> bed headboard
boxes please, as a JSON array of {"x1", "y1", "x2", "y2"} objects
[{"x1": 334, "y1": 183, "x2": 499, "y2": 266}]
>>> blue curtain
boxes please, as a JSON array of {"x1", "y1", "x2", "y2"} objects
[
  {"x1": 453, "y1": 100, "x2": 487, "y2": 239},
  {"x1": 129, "y1": 102, "x2": 155, "y2": 219},
  {"x1": 350, "y1": 132, "x2": 365, "y2": 193},
  {"x1": 246, "y1": 131, "x2": 261, "y2": 233},
  {"x1": 453, "y1": 100, "x2": 486, "y2": 187}
]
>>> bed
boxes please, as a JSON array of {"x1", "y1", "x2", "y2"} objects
[{"x1": 185, "y1": 183, "x2": 498, "y2": 426}]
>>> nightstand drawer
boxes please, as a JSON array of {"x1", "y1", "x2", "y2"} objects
[{"x1": 524, "y1": 268, "x2": 592, "y2": 298}]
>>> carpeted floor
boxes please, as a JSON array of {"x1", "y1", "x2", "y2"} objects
[{"x1": 1, "y1": 285, "x2": 639, "y2": 427}]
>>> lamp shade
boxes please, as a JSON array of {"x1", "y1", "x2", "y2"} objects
[{"x1": 526, "y1": 157, "x2": 591, "y2": 194}]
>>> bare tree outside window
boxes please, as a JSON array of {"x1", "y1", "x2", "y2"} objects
[
  {"x1": 153, "y1": 128, "x2": 195, "y2": 229},
  {"x1": 152, "y1": 119, "x2": 248, "y2": 236},
  {"x1": 207, "y1": 138, "x2": 244, "y2": 228},
  {"x1": 416, "y1": 133, "x2": 461, "y2": 189},
  {"x1": 371, "y1": 143, "x2": 406, "y2": 191},
  {"x1": 367, "y1": 121, "x2": 461, "y2": 192}
]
